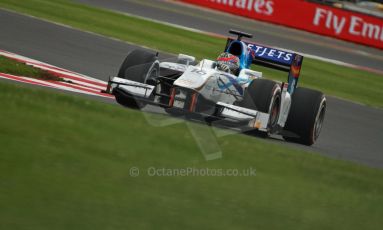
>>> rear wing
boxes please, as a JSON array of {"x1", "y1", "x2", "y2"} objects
[{"x1": 225, "y1": 38, "x2": 303, "y2": 94}]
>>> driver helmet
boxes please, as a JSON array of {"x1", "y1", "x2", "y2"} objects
[{"x1": 216, "y1": 52, "x2": 240, "y2": 75}]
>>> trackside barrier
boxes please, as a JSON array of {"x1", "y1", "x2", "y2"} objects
[{"x1": 180, "y1": 0, "x2": 383, "y2": 49}]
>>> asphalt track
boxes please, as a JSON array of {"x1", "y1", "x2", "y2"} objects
[
  {"x1": 1, "y1": 9, "x2": 383, "y2": 168},
  {"x1": 76, "y1": 0, "x2": 383, "y2": 72}
]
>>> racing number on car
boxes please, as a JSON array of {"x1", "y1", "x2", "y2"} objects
[{"x1": 191, "y1": 69, "x2": 206, "y2": 75}]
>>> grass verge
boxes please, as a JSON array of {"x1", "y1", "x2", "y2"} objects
[
  {"x1": 0, "y1": 81, "x2": 383, "y2": 229},
  {"x1": 0, "y1": 0, "x2": 382, "y2": 107},
  {"x1": 0, "y1": 55, "x2": 63, "y2": 81}
]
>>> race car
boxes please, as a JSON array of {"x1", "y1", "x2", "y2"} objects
[{"x1": 104, "y1": 30, "x2": 326, "y2": 146}]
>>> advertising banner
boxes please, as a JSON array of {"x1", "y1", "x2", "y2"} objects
[{"x1": 181, "y1": 0, "x2": 383, "y2": 49}]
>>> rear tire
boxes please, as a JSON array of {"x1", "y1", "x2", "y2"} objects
[
  {"x1": 240, "y1": 79, "x2": 281, "y2": 136},
  {"x1": 115, "y1": 49, "x2": 159, "y2": 109},
  {"x1": 283, "y1": 87, "x2": 326, "y2": 146}
]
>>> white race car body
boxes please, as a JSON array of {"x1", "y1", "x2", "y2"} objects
[
  {"x1": 105, "y1": 30, "x2": 326, "y2": 145},
  {"x1": 108, "y1": 55, "x2": 290, "y2": 133}
]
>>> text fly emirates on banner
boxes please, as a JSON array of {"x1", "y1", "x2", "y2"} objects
[{"x1": 181, "y1": 0, "x2": 383, "y2": 49}]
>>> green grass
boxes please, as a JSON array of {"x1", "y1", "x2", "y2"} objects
[
  {"x1": 0, "y1": 55, "x2": 62, "y2": 81},
  {"x1": 0, "y1": 0, "x2": 382, "y2": 107},
  {"x1": 0, "y1": 81, "x2": 383, "y2": 229}
]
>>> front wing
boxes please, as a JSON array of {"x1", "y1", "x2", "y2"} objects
[{"x1": 105, "y1": 77, "x2": 270, "y2": 132}]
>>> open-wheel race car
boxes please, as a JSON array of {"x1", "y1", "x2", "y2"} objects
[{"x1": 104, "y1": 30, "x2": 326, "y2": 146}]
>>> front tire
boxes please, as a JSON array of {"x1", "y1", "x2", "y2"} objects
[
  {"x1": 283, "y1": 87, "x2": 326, "y2": 146},
  {"x1": 115, "y1": 49, "x2": 159, "y2": 109},
  {"x1": 240, "y1": 79, "x2": 281, "y2": 136}
]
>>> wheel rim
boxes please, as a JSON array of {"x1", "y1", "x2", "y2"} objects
[
  {"x1": 134, "y1": 62, "x2": 159, "y2": 108},
  {"x1": 269, "y1": 94, "x2": 281, "y2": 129},
  {"x1": 145, "y1": 62, "x2": 160, "y2": 97},
  {"x1": 144, "y1": 60, "x2": 160, "y2": 83},
  {"x1": 314, "y1": 100, "x2": 326, "y2": 140},
  {"x1": 146, "y1": 65, "x2": 159, "y2": 83}
]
